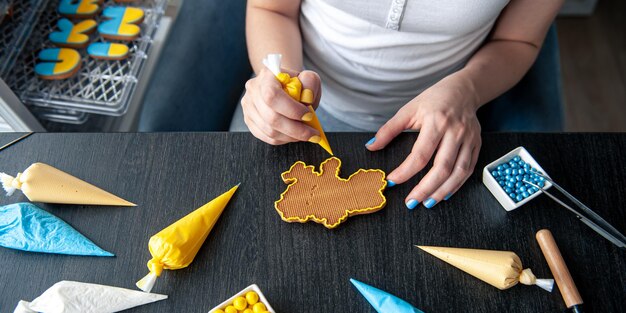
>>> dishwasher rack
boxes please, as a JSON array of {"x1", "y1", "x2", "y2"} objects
[{"x1": 3, "y1": 0, "x2": 168, "y2": 124}]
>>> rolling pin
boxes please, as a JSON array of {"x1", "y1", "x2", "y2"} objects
[{"x1": 536, "y1": 229, "x2": 584, "y2": 313}]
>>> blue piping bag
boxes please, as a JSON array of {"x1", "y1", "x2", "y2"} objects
[
  {"x1": 350, "y1": 278, "x2": 424, "y2": 313},
  {"x1": 0, "y1": 203, "x2": 113, "y2": 256}
]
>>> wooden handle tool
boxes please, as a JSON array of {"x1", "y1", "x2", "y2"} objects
[{"x1": 536, "y1": 229, "x2": 584, "y2": 313}]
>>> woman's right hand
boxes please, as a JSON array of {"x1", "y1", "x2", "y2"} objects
[{"x1": 241, "y1": 68, "x2": 323, "y2": 145}]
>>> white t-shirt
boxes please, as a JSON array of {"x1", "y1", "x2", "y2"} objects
[{"x1": 300, "y1": 0, "x2": 510, "y2": 130}]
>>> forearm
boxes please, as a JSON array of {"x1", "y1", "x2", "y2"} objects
[
  {"x1": 451, "y1": 39, "x2": 540, "y2": 110},
  {"x1": 246, "y1": 2, "x2": 303, "y2": 73}
]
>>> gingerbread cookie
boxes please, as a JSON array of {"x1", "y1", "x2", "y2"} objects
[
  {"x1": 275, "y1": 157, "x2": 386, "y2": 229},
  {"x1": 88, "y1": 42, "x2": 129, "y2": 60},
  {"x1": 34, "y1": 48, "x2": 81, "y2": 80},
  {"x1": 98, "y1": 6, "x2": 144, "y2": 41},
  {"x1": 58, "y1": 0, "x2": 102, "y2": 18},
  {"x1": 49, "y1": 18, "x2": 97, "y2": 48}
]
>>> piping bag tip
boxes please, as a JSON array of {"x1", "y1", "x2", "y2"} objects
[
  {"x1": 136, "y1": 272, "x2": 157, "y2": 293},
  {"x1": 0, "y1": 172, "x2": 17, "y2": 196}
]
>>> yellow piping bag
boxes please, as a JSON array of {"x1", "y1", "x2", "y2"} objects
[
  {"x1": 417, "y1": 245, "x2": 554, "y2": 291},
  {"x1": 1, "y1": 162, "x2": 135, "y2": 206},
  {"x1": 136, "y1": 184, "x2": 239, "y2": 292},
  {"x1": 263, "y1": 54, "x2": 333, "y2": 155}
]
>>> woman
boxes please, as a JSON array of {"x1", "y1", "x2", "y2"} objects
[{"x1": 236, "y1": 0, "x2": 564, "y2": 209}]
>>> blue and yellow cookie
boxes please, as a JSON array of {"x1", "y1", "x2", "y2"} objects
[
  {"x1": 49, "y1": 18, "x2": 97, "y2": 48},
  {"x1": 58, "y1": 0, "x2": 102, "y2": 18},
  {"x1": 34, "y1": 48, "x2": 82, "y2": 80},
  {"x1": 87, "y1": 42, "x2": 129, "y2": 60},
  {"x1": 98, "y1": 6, "x2": 144, "y2": 41}
]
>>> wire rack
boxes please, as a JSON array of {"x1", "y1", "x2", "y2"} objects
[
  {"x1": 5, "y1": 0, "x2": 167, "y2": 117},
  {"x1": 0, "y1": 0, "x2": 49, "y2": 76}
]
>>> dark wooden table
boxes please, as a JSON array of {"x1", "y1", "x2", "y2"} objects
[{"x1": 0, "y1": 133, "x2": 624, "y2": 313}]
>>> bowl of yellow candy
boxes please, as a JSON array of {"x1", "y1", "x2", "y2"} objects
[{"x1": 208, "y1": 284, "x2": 275, "y2": 313}]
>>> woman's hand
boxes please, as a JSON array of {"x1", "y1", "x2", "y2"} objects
[
  {"x1": 241, "y1": 68, "x2": 322, "y2": 145},
  {"x1": 366, "y1": 75, "x2": 482, "y2": 209}
]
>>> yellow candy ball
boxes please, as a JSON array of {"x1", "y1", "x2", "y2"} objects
[
  {"x1": 233, "y1": 297, "x2": 248, "y2": 310},
  {"x1": 214, "y1": 310, "x2": 225, "y2": 313},
  {"x1": 252, "y1": 302, "x2": 267, "y2": 313},
  {"x1": 224, "y1": 305, "x2": 238, "y2": 313},
  {"x1": 243, "y1": 310, "x2": 253, "y2": 313},
  {"x1": 245, "y1": 291, "x2": 259, "y2": 305}
]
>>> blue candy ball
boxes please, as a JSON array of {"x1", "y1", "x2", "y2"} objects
[
  {"x1": 513, "y1": 156, "x2": 521, "y2": 162},
  {"x1": 509, "y1": 193, "x2": 517, "y2": 199},
  {"x1": 522, "y1": 191, "x2": 529, "y2": 198},
  {"x1": 516, "y1": 194, "x2": 523, "y2": 202}
]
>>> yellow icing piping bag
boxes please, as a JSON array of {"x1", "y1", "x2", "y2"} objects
[
  {"x1": 417, "y1": 245, "x2": 554, "y2": 291},
  {"x1": 136, "y1": 184, "x2": 239, "y2": 292},
  {"x1": 1, "y1": 162, "x2": 135, "y2": 206},
  {"x1": 263, "y1": 54, "x2": 333, "y2": 155}
]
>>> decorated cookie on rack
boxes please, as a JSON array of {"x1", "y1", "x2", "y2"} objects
[
  {"x1": 275, "y1": 157, "x2": 387, "y2": 229},
  {"x1": 98, "y1": 6, "x2": 144, "y2": 41},
  {"x1": 49, "y1": 18, "x2": 97, "y2": 48},
  {"x1": 88, "y1": 42, "x2": 129, "y2": 60},
  {"x1": 34, "y1": 48, "x2": 81, "y2": 80},
  {"x1": 58, "y1": 0, "x2": 102, "y2": 18}
]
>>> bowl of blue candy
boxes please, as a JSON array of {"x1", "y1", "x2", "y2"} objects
[{"x1": 482, "y1": 146, "x2": 552, "y2": 211}]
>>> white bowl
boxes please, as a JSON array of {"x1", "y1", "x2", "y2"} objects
[
  {"x1": 482, "y1": 146, "x2": 552, "y2": 211},
  {"x1": 208, "y1": 284, "x2": 276, "y2": 313}
]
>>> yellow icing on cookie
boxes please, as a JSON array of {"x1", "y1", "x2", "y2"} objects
[{"x1": 55, "y1": 48, "x2": 82, "y2": 74}]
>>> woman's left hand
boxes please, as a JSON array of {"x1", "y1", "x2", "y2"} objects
[{"x1": 366, "y1": 74, "x2": 482, "y2": 209}]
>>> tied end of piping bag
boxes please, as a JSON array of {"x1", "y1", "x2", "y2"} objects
[
  {"x1": 262, "y1": 53, "x2": 282, "y2": 76},
  {"x1": 0, "y1": 172, "x2": 18, "y2": 196},
  {"x1": 137, "y1": 258, "x2": 164, "y2": 292},
  {"x1": 519, "y1": 268, "x2": 554, "y2": 292},
  {"x1": 14, "y1": 300, "x2": 36, "y2": 313},
  {"x1": 535, "y1": 279, "x2": 555, "y2": 292},
  {"x1": 136, "y1": 272, "x2": 158, "y2": 293}
]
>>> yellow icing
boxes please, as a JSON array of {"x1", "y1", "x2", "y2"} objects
[
  {"x1": 141, "y1": 185, "x2": 239, "y2": 278},
  {"x1": 118, "y1": 7, "x2": 143, "y2": 36},
  {"x1": 276, "y1": 72, "x2": 333, "y2": 155},
  {"x1": 77, "y1": 0, "x2": 99, "y2": 14},
  {"x1": 54, "y1": 49, "x2": 81, "y2": 74},
  {"x1": 109, "y1": 43, "x2": 129, "y2": 57},
  {"x1": 68, "y1": 20, "x2": 96, "y2": 44},
  {"x1": 417, "y1": 246, "x2": 524, "y2": 290},
  {"x1": 2, "y1": 163, "x2": 135, "y2": 206}
]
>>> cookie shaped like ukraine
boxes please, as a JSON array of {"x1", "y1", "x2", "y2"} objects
[
  {"x1": 275, "y1": 157, "x2": 386, "y2": 229},
  {"x1": 98, "y1": 6, "x2": 144, "y2": 41},
  {"x1": 34, "y1": 48, "x2": 81, "y2": 80}
]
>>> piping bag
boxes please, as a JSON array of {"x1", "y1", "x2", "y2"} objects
[
  {"x1": 1, "y1": 163, "x2": 135, "y2": 206},
  {"x1": 14, "y1": 281, "x2": 167, "y2": 313},
  {"x1": 136, "y1": 184, "x2": 239, "y2": 292},
  {"x1": 417, "y1": 246, "x2": 554, "y2": 291},
  {"x1": 263, "y1": 54, "x2": 333, "y2": 155},
  {"x1": 350, "y1": 278, "x2": 424, "y2": 313},
  {"x1": 0, "y1": 202, "x2": 113, "y2": 256}
]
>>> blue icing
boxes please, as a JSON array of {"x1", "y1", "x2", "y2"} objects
[
  {"x1": 98, "y1": 7, "x2": 125, "y2": 35},
  {"x1": 49, "y1": 19, "x2": 73, "y2": 44},
  {"x1": 58, "y1": 0, "x2": 78, "y2": 14},
  {"x1": 38, "y1": 48, "x2": 61, "y2": 61},
  {"x1": 35, "y1": 48, "x2": 61, "y2": 76},
  {"x1": 0, "y1": 203, "x2": 114, "y2": 257},
  {"x1": 350, "y1": 278, "x2": 424, "y2": 313},
  {"x1": 87, "y1": 42, "x2": 111, "y2": 57}
]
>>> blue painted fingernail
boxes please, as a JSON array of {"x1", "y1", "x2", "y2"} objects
[
  {"x1": 386, "y1": 180, "x2": 396, "y2": 187},
  {"x1": 444, "y1": 193, "x2": 453, "y2": 201},
  {"x1": 424, "y1": 198, "x2": 437, "y2": 209},
  {"x1": 365, "y1": 137, "x2": 376, "y2": 146},
  {"x1": 406, "y1": 199, "x2": 419, "y2": 210}
]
